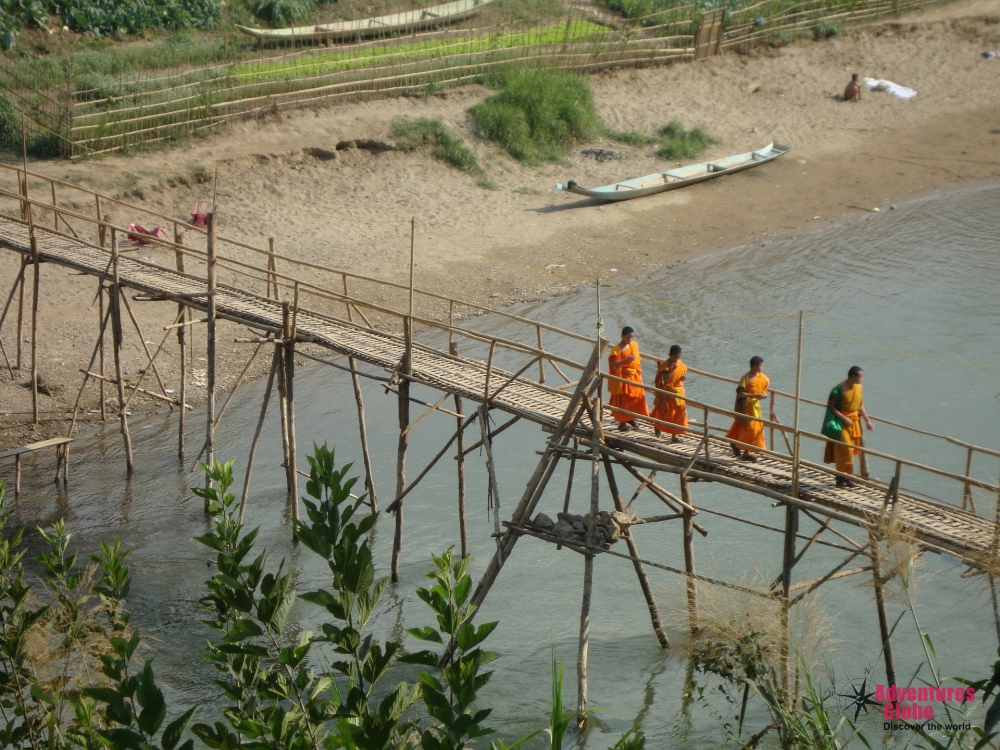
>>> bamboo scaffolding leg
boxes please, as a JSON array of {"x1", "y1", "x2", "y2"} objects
[
  {"x1": 868, "y1": 530, "x2": 897, "y2": 685},
  {"x1": 780, "y1": 505, "x2": 798, "y2": 706},
  {"x1": 480, "y1": 404, "x2": 503, "y2": 553},
  {"x1": 391, "y1": 317, "x2": 412, "y2": 584},
  {"x1": 98, "y1": 282, "x2": 106, "y2": 421},
  {"x1": 239, "y1": 348, "x2": 280, "y2": 524},
  {"x1": 285, "y1": 309, "x2": 299, "y2": 535},
  {"x1": 276, "y1": 345, "x2": 291, "y2": 491},
  {"x1": 680, "y1": 477, "x2": 698, "y2": 635},
  {"x1": 991, "y1": 576, "x2": 1000, "y2": 648},
  {"x1": 344, "y1": 278, "x2": 377, "y2": 511},
  {"x1": 30, "y1": 225, "x2": 40, "y2": 425},
  {"x1": 577, "y1": 387, "x2": 603, "y2": 722},
  {"x1": 557, "y1": 443, "x2": 578, "y2": 551},
  {"x1": 204, "y1": 213, "x2": 217, "y2": 495},
  {"x1": 16, "y1": 258, "x2": 25, "y2": 371},
  {"x1": 109, "y1": 230, "x2": 133, "y2": 473},
  {"x1": 0, "y1": 262, "x2": 26, "y2": 378},
  {"x1": 466, "y1": 344, "x2": 602, "y2": 617},
  {"x1": 174, "y1": 224, "x2": 186, "y2": 457},
  {"x1": 452, "y1": 341, "x2": 468, "y2": 557},
  {"x1": 603, "y1": 456, "x2": 669, "y2": 647},
  {"x1": 278, "y1": 302, "x2": 295, "y2": 496}
]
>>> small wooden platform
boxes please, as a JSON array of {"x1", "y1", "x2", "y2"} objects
[{"x1": 0, "y1": 437, "x2": 72, "y2": 497}]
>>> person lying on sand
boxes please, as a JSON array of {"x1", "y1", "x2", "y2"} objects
[{"x1": 844, "y1": 73, "x2": 863, "y2": 102}]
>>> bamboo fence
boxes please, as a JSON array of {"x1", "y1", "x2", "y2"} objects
[{"x1": 0, "y1": 0, "x2": 945, "y2": 155}]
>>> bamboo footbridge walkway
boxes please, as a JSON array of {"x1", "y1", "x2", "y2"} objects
[{"x1": 1, "y1": 161, "x2": 998, "y2": 711}]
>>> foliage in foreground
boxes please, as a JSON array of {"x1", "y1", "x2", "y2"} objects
[
  {"x1": 471, "y1": 66, "x2": 600, "y2": 164},
  {"x1": 653, "y1": 119, "x2": 715, "y2": 160},
  {"x1": 392, "y1": 118, "x2": 494, "y2": 189}
]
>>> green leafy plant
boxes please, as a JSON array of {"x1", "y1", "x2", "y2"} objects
[
  {"x1": 0, "y1": 480, "x2": 196, "y2": 750},
  {"x1": 401, "y1": 548, "x2": 499, "y2": 749},
  {"x1": 604, "y1": 129, "x2": 659, "y2": 147},
  {"x1": 654, "y1": 119, "x2": 715, "y2": 160},
  {"x1": 471, "y1": 67, "x2": 600, "y2": 164}
]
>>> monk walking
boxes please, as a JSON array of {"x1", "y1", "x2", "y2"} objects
[
  {"x1": 726, "y1": 356, "x2": 770, "y2": 462},
  {"x1": 844, "y1": 72, "x2": 863, "y2": 102},
  {"x1": 651, "y1": 345, "x2": 688, "y2": 442},
  {"x1": 608, "y1": 326, "x2": 649, "y2": 432},
  {"x1": 822, "y1": 365, "x2": 874, "y2": 488}
]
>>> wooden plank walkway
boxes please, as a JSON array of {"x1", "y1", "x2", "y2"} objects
[{"x1": 1, "y1": 215, "x2": 996, "y2": 560}]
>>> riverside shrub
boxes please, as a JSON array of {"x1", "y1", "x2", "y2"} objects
[{"x1": 471, "y1": 66, "x2": 600, "y2": 164}]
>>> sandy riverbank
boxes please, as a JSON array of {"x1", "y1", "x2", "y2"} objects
[{"x1": 1, "y1": 0, "x2": 999, "y2": 452}]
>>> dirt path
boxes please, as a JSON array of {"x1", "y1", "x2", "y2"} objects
[{"x1": 1, "y1": 0, "x2": 999, "y2": 452}]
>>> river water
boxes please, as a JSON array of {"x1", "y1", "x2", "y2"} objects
[{"x1": 7, "y1": 183, "x2": 1000, "y2": 747}]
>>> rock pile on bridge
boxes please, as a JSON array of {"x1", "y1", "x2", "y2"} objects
[{"x1": 529, "y1": 510, "x2": 633, "y2": 549}]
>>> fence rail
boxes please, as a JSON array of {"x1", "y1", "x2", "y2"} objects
[{"x1": 0, "y1": 0, "x2": 944, "y2": 155}]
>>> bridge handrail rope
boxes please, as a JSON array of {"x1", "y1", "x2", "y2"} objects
[{"x1": 3, "y1": 169, "x2": 998, "y2": 492}]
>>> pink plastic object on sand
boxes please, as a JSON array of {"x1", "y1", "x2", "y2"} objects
[
  {"x1": 126, "y1": 223, "x2": 168, "y2": 245},
  {"x1": 190, "y1": 201, "x2": 208, "y2": 228}
]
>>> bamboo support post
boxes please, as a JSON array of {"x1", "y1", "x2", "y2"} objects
[
  {"x1": 962, "y1": 447, "x2": 974, "y2": 511},
  {"x1": 680, "y1": 477, "x2": 698, "y2": 634},
  {"x1": 577, "y1": 385, "x2": 603, "y2": 722},
  {"x1": 287, "y1": 287, "x2": 300, "y2": 532},
  {"x1": 769, "y1": 391, "x2": 776, "y2": 451},
  {"x1": 868, "y1": 529, "x2": 897, "y2": 686},
  {"x1": 267, "y1": 236, "x2": 278, "y2": 299},
  {"x1": 205, "y1": 212, "x2": 217, "y2": 496},
  {"x1": 98, "y1": 282, "x2": 106, "y2": 421},
  {"x1": 0, "y1": 262, "x2": 27, "y2": 380},
  {"x1": 451, "y1": 342, "x2": 468, "y2": 557},
  {"x1": 780, "y1": 503, "x2": 798, "y2": 706},
  {"x1": 175, "y1": 223, "x2": 187, "y2": 457},
  {"x1": 603, "y1": 456, "x2": 669, "y2": 647},
  {"x1": 858, "y1": 429, "x2": 871, "y2": 479},
  {"x1": 344, "y1": 275, "x2": 377, "y2": 511},
  {"x1": 480, "y1": 404, "x2": 503, "y2": 552},
  {"x1": 109, "y1": 230, "x2": 133, "y2": 473},
  {"x1": 391, "y1": 315, "x2": 412, "y2": 584},
  {"x1": 791, "y1": 311, "x2": 804, "y2": 497},
  {"x1": 277, "y1": 340, "x2": 292, "y2": 492},
  {"x1": 50, "y1": 182, "x2": 58, "y2": 231},
  {"x1": 29, "y1": 207, "x2": 39, "y2": 426},
  {"x1": 13, "y1": 455, "x2": 20, "y2": 499},
  {"x1": 536, "y1": 325, "x2": 545, "y2": 383},
  {"x1": 557, "y1": 441, "x2": 578, "y2": 551},
  {"x1": 16, "y1": 258, "x2": 24, "y2": 371},
  {"x1": 239, "y1": 348, "x2": 280, "y2": 524}
]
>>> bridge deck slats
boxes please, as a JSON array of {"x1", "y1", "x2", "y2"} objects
[{"x1": 2, "y1": 216, "x2": 995, "y2": 558}]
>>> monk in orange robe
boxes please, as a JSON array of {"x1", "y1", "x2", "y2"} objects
[
  {"x1": 726, "y1": 356, "x2": 770, "y2": 462},
  {"x1": 651, "y1": 344, "x2": 687, "y2": 442},
  {"x1": 608, "y1": 326, "x2": 649, "y2": 432},
  {"x1": 821, "y1": 365, "x2": 875, "y2": 488}
]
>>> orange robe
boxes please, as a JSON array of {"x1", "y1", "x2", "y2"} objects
[
  {"x1": 608, "y1": 341, "x2": 649, "y2": 423},
  {"x1": 725, "y1": 373, "x2": 770, "y2": 451},
  {"x1": 824, "y1": 383, "x2": 863, "y2": 474},
  {"x1": 651, "y1": 360, "x2": 687, "y2": 435}
]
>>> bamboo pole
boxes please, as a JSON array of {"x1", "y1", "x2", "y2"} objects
[
  {"x1": 0, "y1": 263, "x2": 26, "y2": 380},
  {"x1": 245, "y1": 355, "x2": 278, "y2": 528},
  {"x1": 267, "y1": 236, "x2": 277, "y2": 299},
  {"x1": 480, "y1": 404, "x2": 502, "y2": 551},
  {"x1": 205, "y1": 212, "x2": 217, "y2": 495},
  {"x1": 276, "y1": 341, "x2": 292, "y2": 493},
  {"x1": 791, "y1": 311, "x2": 804, "y2": 498},
  {"x1": 536, "y1": 325, "x2": 545, "y2": 383},
  {"x1": 26, "y1": 179, "x2": 40, "y2": 424},
  {"x1": 869, "y1": 529, "x2": 897, "y2": 686},
  {"x1": 286, "y1": 286, "x2": 300, "y2": 533},
  {"x1": 50, "y1": 182, "x2": 58, "y2": 231},
  {"x1": 98, "y1": 281, "x2": 106, "y2": 421},
  {"x1": 577, "y1": 384, "x2": 603, "y2": 722},
  {"x1": 344, "y1": 275, "x2": 377, "y2": 512},
  {"x1": 962, "y1": 447, "x2": 974, "y2": 512},
  {"x1": 16, "y1": 259, "x2": 24, "y2": 372},
  {"x1": 278, "y1": 303, "x2": 294, "y2": 495},
  {"x1": 680, "y1": 477, "x2": 698, "y2": 634},
  {"x1": 391, "y1": 316, "x2": 412, "y2": 584},
  {"x1": 603, "y1": 456, "x2": 669, "y2": 647},
  {"x1": 780, "y1": 502, "x2": 798, "y2": 706},
  {"x1": 451, "y1": 341, "x2": 468, "y2": 558},
  {"x1": 109, "y1": 230, "x2": 133, "y2": 473},
  {"x1": 174, "y1": 224, "x2": 186, "y2": 457}
]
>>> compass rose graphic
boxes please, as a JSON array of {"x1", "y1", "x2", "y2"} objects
[{"x1": 838, "y1": 677, "x2": 880, "y2": 722}]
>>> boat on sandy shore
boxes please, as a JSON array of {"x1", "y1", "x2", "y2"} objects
[
  {"x1": 556, "y1": 142, "x2": 790, "y2": 202},
  {"x1": 237, "y1": 0, "x2": 494, "y2": 43}
]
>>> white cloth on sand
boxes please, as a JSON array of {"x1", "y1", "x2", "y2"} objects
[{"x1": 864, "y1": 77, "x2": 916, "y2": 99}]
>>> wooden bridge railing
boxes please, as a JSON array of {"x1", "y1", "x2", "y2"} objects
[{"x1": 1, "y1": 162, "x2": 997, "y2": 522}]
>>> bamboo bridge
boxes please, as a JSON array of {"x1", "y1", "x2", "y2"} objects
[{"x1": 0, "y1": 162, "x2": 997, "y2": 713}]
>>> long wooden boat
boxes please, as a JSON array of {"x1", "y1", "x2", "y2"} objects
[
  {"x1": 237, "y1": 0, "x2": 494, "y2": 42},
  {"x1": 556, "y1": 142, "x2": 790, "y2": 202}
]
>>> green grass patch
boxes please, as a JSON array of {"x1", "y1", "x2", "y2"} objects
[
  {"x1": 654, "y1": 119, "x2": 715, "y2": 160},
  {"x1": 470, "y1": 66, "x2": 600, "y2": 164},
  {"x1": 391, "y1": 118, "x2": 491, "y2": 187},
  {"x1": 605, "y1": 129, "x2": 659, "y2": 147}
]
